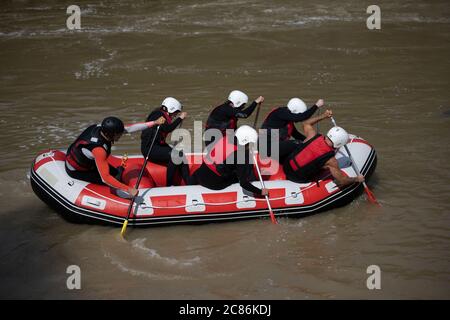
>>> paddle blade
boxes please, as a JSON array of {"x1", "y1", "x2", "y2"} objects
[
  {"x1": 364, "y1": 185, "x2": 380, "y2": 206},
  {"x1": 269, "y1": 212, "x2": 278, "y2": 225},
  {"x1": 120, "y1": 220, "x2": 129, "y2": 237}
]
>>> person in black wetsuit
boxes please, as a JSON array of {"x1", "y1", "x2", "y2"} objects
[
  {"x1": 283, "y1": 110, "x2": 364, "y2": 186},
  {"x1": 205, "y1": 90, "x2": 264, "y2": 146},
  {"x1": 66, "y1": 116, "x2": 164, "y2": 197},
  {"x1": 141, "y1": 97, "x2": 190, "y2": 186},
  {"x1": 189, "y1": 125, "x2": 268, "y2": 197},
  {"x1": 259, "y1": 97, "x2": 324, "y2": 163}
]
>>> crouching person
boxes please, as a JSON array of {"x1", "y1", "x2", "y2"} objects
[
  {"x1": 65, "y1": 116, "x2": 164, "y2": 197},
  {"x1": 283, "y1": 110, "x2": 364, "y2": 186},
  {"x1": 189, "y1": 125, "x2": 268, "y2": 197}
]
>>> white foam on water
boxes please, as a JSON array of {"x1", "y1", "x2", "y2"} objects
[
  {"x1": 104, "y1": 252, "x2": 192, "y2": 280},
  {"x1": 131, "y1": 238, "x2": 201, "y2": 267},
  {"x1": 74, "y1": 50, "x2": 116, "y2": 80}
]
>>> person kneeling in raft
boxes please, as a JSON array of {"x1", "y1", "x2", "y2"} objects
[
  {"x1": 283, "y1": 110, "x2": 364, "y2": 186},
  {"x1": 260, "y1": 97, "x2": 323, "y2": 163},
  {"x1": 189, "y1": 125, "x2": 268, "y2": 197},
  {"x1": 65, "y1": 116, "x2": 165, "y2": 197},
  {"x1": 140, "y1": 97, "x2": 190, "y2": 186},
  {"x1": 205, "y1": 90, "x2": 264, "y2": 146}
]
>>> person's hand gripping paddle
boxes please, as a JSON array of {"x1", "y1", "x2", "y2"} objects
[{"x1": 330, "y1": 117, "x2": 380, "y2": 206}]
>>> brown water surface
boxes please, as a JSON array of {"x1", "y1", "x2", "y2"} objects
[{"x1": 0, "y1": 0, "x2": 449, "y2": 299}]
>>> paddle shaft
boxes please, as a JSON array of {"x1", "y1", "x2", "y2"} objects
[
  {"x1": 252, "y1": 102, "x2": 262, "y2": 128},
  {"x1": 316, "y1": 108, "x2": 321, "y2": 132},
  {"x1": 252, "y1": 153, "x2": 277, "y2": 224},
  {"x1": 123, "y1": 125, "x2": 160, "y2": 223}
]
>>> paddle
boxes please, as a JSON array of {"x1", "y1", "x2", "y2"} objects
[
  {"x1": 252, "y1": 101, "x2": 262, "y2": 128},
  {"x1": 330, "y1": 117, "x2": 380, "y2": 206},
  {"x1": 316, "y1": 109, "x2": 321, "y2": 133},
  {"x1": 252, "y1": 150, "x2": 278, "y2": 224},
  {"x1": 120, "y1": 125, "x2": 161, "y2": 237}
]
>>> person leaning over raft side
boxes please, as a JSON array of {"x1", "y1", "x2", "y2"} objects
[
  {"x1": 65, "y1": 116, "x2": 165, "y2": 197},
  {"x1": 260, "y1": 97, "x2": 323, "y2": 162},
  {"x1": 189, "y1": 125, "x2": 268, "y2": 197},
  {"x1": 205, "y1": 90, "x2": 264, "y2": 146},
  {"x1": 140, "y1": 97, "x2": 190, "y2": 186},
  {"x1": 283, "y1": 110, "x2": 365, "y2": 186}
]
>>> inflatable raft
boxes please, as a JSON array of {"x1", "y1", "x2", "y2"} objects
[{"x1": 30, "y1": 135, "x2": 377, "y2": 226}]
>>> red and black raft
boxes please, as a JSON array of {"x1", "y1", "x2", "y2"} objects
[{"x1": 30, "y1": 134, "x2": 377, "y2": 226}]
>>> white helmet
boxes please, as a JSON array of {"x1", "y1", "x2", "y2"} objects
[
  {"x1": 161, "y1": 97, "x2": 182, "y2": 113},
  {"x1": 235, "y1": 125, "x2": 258, "y2": 146},
  {"x1": 228, "y1": 90, "x2": 248, "y2": 108},
  {"x1": 327, "y1": 126, "x2": 349, "y2": 149},
  {"x1": 287, "y1": 98, "x2": 307, "y2": 114}
]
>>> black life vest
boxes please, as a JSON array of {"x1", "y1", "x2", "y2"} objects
[
  {"x1": 66, "y1": 125, "x2": 111, "y2": 171},
  {"x1": 141, "y1": 109, "x2": 172, "y2": 149},
  {"x1": 203, "y1": 135, "x2": 238, "y2": 177},
  {"x1": 205, "y1": 103, "x2": 237, "y2": 134},
  {"x1": 287, "y1": 134, "x2": 335, "y2": 181},
  {"x1": 261, "y1": 107, "x2": 294, "y2": 141}
]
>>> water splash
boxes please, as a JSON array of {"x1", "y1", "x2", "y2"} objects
[
  {"x1": 131, "y1": 238, "x2": 201, "y2": 267},
  {"x1": 104, "y1": 252, "x2": 193, "y2": 280}
]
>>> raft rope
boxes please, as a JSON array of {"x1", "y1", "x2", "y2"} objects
[{"x1": 48, "y1": 154, "x2": 335, "y2": 211}]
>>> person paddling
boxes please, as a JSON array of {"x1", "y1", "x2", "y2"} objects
[
  {"x1": 189, "y1": 125, "x2": 268, "y2": 197},
  {"x1": 65, "y1": 116, "x2": 164, "y2": 196},
  {"x1": 140, "y1": 97, "x2": 190, "y2": 186},
  {"x1": 283, "y1": 110, "x2": 364, "y2": 186},
  {"x1": 260, "y1": 97, "x2": 323, "y2": 162},
  {"x1": 205, "y1": 90, "x2": 264, "y2": 146}
]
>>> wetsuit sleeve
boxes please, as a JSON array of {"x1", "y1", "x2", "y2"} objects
[
  {"x1": 291, "y1": 125, "x2": 306, "y2": 140},
  {"x1": 124, "y1": 121, "x2": 156, "y2": 133},
  {"x1": 236, "y1": 163, "x2": 263, "y2": 196},
  {"x1": 235, "y1": 101, "x2": 258, "y2": 118},
  {"x1": 92, "y1": 147, "x2": 130, "y2": 192},
  {"x1": 161, "y1": 117, "x2": 182, "y2": 133},
  {"x1": 277, "y1": 105, "x2": 318, "y2": 122}
]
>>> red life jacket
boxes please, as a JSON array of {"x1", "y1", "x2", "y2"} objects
[
  {"x1": 288, "y1": 134, "x2": 335, "y2": 180},
  {"x1": 286, "y1": 122, "x2": 294, "y2": 140},
  {"x1": 261, "y1": 107, "x2": 294, "y2": 141},
  {"x1": 203, "y1": 135, "x2": 238, "y2": 176},
  {"x1": 205, "y1": 104, "x2": 237, "y2": 135},
  {"x1": 66, "y1": 124, "x2": 111, "y2": 171}
]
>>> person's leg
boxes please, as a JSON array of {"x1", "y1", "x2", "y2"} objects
[
  {"x1": 148, "y1": 144, "x2": 171, "y2": 162},
  {"x1": 164, "y1": 147, "x2": 191, "y2": 186},
  {"x1": 187, "y1": 172, "x2": 198, "y2": 185},
  {"x1": 66, "y1": 163, "x2": 125, "y2": 185},
  {"x1": 194, "y1": 164, "x2": 229, "y2": 190},
  {"x1": 175, "y1": 149, "x2": 191, "y2": 184},
  {"x1": 65, "y1": 164, "x2": 103, "y2": 184},
  {"x1": 148, "y1": 144, "x2": 180, "y2": 186}
]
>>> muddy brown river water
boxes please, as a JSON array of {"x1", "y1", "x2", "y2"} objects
[{"x1": 0, "y1": 0, "x2": 449, "y2": 299}]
